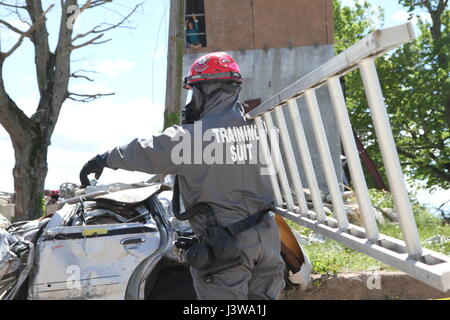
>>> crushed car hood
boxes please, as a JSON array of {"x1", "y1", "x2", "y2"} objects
[{"x1": 94, "y1": 185, "x2": 170, "y2": 205}]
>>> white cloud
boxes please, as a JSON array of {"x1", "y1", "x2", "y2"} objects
[
  {"x1": 55, "y1": 96, "x2": 164, "y2": 147},
  {"x1": 0, "y1": 96, "x2": 164, "y2": 192},
  {"x1": 93, "y1": 59, "x2": 135, "y2": 78},
  {"x1": 46, "y1": 145, "x2": 152, "y2": 190}
]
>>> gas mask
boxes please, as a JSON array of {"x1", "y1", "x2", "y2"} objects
[
  {"x1": 182, "y1": 85, "x2": 205, "y2": 125},
  {"x1": 181, "y1": 81, "x2": 242, "y2": 125}
]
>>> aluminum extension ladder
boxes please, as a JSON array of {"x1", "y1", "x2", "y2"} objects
[{"x1": 247, "y1": 23, "x2": 450, "y2": 292}]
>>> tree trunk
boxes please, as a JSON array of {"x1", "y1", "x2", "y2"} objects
[
  {"x1": 0, "y1": 0, "x2": 138, "y2": 222},
  {"x1": 12, "y1": 140, "x2": 48, "y2": 221}
]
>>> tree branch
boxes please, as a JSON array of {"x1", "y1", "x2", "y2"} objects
[
  {"x1": 67, "y1": 91, "x2": 115, "y2": 102},
  {"x1": 0, "y1": 19, "x2": 28, "y2": 35},
  {"x1": 397, "y1": 148, "x2": 450, "y2": 182},
  {"x1": 0, "y1": 59, "x2": 33, "y2": 148},
  {"x1": 0, "y1": 101, "x2": 32, "y2": 149},
  {"x1": 24, "y1": 1, "x2": 55, "y2": 94},
  {"x1": 89, "y1": 0, "x2": 113, "y2": 9},
  {"x1": 70, "y1": 33, "x2": 111, "y2": 50},
  {"x1": 7, "y1": 3, "x2": 33, "y2": 28},
  {"x1": 32, "y1": 0, "x2": 77, "y2": 138},
  {"x1": 70, "y1": 69, "x2": 98, "y2": 82},
  {"x1": 0, "y1": 1, "x2": 26, "y2": 9},
  {"x1": 71, "y1": 3, "x2": 141, "y2": 43},
  {"x1": 80, "y1": 0, "x2": 93, "y2": 11},
  {"x1": 0, "y1": 4, "x2": 53, "y2": 59}
]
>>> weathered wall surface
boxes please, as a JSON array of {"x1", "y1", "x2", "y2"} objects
[
  {"x1": 252, "y1": 0, "x2": 334, "y2": 49},
  {"x1": 191, "y1": 0, "x2": 334, "y2": 53},
  {"x1": 182, "y1": 0, "x2": 341, "y2": 193}
]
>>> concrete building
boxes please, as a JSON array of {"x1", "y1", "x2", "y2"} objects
[{"x1": 183, "y1": 0, "x2": 342, "y2": 194}]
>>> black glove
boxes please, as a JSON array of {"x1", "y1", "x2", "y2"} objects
[{"x1": 79, "y1": 153, "x2": 108, "y2": 188}]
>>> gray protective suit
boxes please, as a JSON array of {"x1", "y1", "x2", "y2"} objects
[{"x1": 103, "y1": 85, "x2": 285, "y2": 300}]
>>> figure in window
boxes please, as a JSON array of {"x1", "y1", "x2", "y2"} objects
[{"x1": 185, "y1": 15, "x2": 202, "y2": 48}]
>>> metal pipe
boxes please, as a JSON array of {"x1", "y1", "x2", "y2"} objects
[
  {"x1": 286, "y1": 99, "x2": 326, "y2": 222},
  {"x1": 263, "y1": 112, "x2": 295, "y2": 210},
  {"x1": 273, "y1": 106, "x2": 309, "y2": 214},
  {"x1": 327, "y1": 76, "x2": 380, "y2": 241},
  {"x1": 255, "y1": 117, "x2": 283, "y2": 207},
  {"x1": 359, "y1": 58, "x2": 422, "y2": 257},
  {"x1": 304, "y1": 89, "x2": 349, "y2": 230}
]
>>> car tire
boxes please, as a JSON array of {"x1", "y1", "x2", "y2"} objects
[{"x1": 147, "y1": 268, "x2": 197, "y2": 300}]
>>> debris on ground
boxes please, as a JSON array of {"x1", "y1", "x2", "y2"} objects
[
  {"x1": 378, "y1": 208, "x2": 399, "y2": 222},
  {"x1": 0, "y1": 193, "x2": 14, "y2": 225},
  {"x1": 291, "y1": 229, "x2": 309, "y2": 245},
  {"x1": 307, "y1": 232, "x2": 327, "y2": 244},
  {"x1": 424, "y1": 235, "x2": 450, "y2": 245},
  {"x1": 0, "y1": 192, "x2": 12, "y2": 205},
  {"x1": 0, "y1": 214, "x2": 10, "y2": 229},
  {"x1": 0, "y1": 227, "x2": 33, "y2": 299},
  {"x1": 281, "y1": 271, "x2": 450, "y2": 300}
]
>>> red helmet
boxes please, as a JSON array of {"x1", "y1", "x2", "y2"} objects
[{"x1": 183, "y1": 52, "x2": 242, "y2": 89}]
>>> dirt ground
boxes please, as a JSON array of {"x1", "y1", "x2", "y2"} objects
[{"x1": 281, "y1": 271, "x2": 450, "y2": 300}]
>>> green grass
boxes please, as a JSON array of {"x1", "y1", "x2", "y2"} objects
[
  {"x1": 303, "y1": 239, "x2": 391, "y2": 274},
  {"x1": 287, "y1": 189, "x2": 450, "y2": 274},
  {"x1": 379, "y1": 211, "x2": 450, "y2": 255},
  {"x1": 289, "y1": 221, "x2": 392, "y2": 274}
]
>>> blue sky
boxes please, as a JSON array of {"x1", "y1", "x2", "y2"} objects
[
  {"x1": 0, "y1": 0, "x2": 447, "y2": 210},
  {"x1": 0, "y1": 0, "x2": 170, "y2": 190}
]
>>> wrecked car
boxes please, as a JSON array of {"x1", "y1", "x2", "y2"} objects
[{"x1": 0, "y1": 183, "x2": 311, "y2": 300}]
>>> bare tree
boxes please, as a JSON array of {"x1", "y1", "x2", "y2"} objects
[{"x1": 0, "y1": 0, "x2": 140, "y2": 220}]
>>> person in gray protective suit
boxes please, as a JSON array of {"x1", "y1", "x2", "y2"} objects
[{"x1": 79, "y1": 52, "x2": 285, "y2": 300}]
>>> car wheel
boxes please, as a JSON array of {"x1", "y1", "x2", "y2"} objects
[{"x1": 147, "y1": 268, "x2": 197, "y2": 300}]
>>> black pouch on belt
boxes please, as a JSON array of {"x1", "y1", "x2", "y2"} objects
[
  {"x1": 171, "y1": 179, "x2": 271, "y2": 272},
  {"x1": 185, "y1": 209, "x2": 271, "y2": 275},
  {"x1": 181, "y1": 217, "x2": 239, "y2": 271},
  {"x1": 207, "y1": 209, "x2": 271, "y2": 263}
]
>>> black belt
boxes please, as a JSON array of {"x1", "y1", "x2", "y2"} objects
[{"x1": 225, "y1": 209, "x2": 271, "y2": 236}]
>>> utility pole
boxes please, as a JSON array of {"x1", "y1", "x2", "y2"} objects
[{"x1": 163, "y1": 0, "x2": 186, "y2": 129}]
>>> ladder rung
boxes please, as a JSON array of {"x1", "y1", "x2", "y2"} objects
[
  {"x1": 276, "y1": 207, "x2": 450, "y2": 292},
  {"x1": 247, "y1": 23, "x2": 416, "y2": 119},
  {"x1": 244, "y1": 23, "x2": 448, "y2": 292}
]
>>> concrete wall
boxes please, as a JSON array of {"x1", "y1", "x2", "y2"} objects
[{"x1": 183, "y1": 45, "x2": 342, "y2": 193}]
